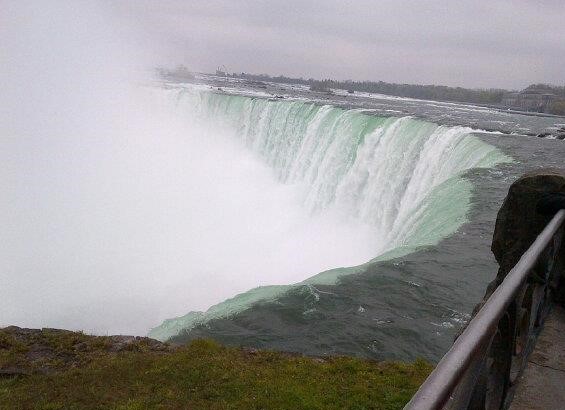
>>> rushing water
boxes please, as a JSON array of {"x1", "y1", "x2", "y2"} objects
[
  {"x1": 4, "y1": 66, "x2": 562, "y2": 361},
  {"x1": 147, "y1": 84, "x2": 536, "y2": 362},
  {"x1": 7, "y1": 1, "x2": 562, "y2": 365},
  {"x1": 177, "y1": 89, "x2": 511, "y2": 250}
]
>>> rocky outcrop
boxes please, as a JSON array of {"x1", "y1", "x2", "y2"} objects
[
  {"x1": 481, "y1": 168, "x2": 565, "y2": 304},
  {"x1": 450, "y1": 169, "x2": 565, "y2": 409},
  {"x1": 536, "y1": 127, "x2": 565, "y2": 140},
  {"x1": 492, "y1": 169, "x2": 565, "y2": 276},
  {"x1": 0, "y1": 326, "x2": 175, "y2": 376}
]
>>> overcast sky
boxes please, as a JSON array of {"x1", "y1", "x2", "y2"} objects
[{"x1": 108, "y1": 0, "x2": 565, "y2": 89}]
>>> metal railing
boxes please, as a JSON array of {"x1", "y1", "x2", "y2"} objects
[{"x1": 405, "y1": 209, "x2": 565, "y2": 410}]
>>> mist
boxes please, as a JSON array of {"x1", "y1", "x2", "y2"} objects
[{"x1": 0, "y1": 2, "x2": 377, "y2": 335}]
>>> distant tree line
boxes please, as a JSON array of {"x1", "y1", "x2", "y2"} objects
[
  {"x1": 229, "y1": 72, "x2": 507, "y2": 105},
  {"x1": 523, "y1": 84, "x2": 565, "y2": 115},
  {"x1": 155, "y1": 66, "x2": 565, "y2": 115},
  {"x1": 524, "y1": 83, "x2": 565, "y2": 98},
  {"x1": 228, "y1": 73, "x2": 565, "y2": 113},
  {"x1": 550, "y1": 101, "x2": 565, "y2": 115}
]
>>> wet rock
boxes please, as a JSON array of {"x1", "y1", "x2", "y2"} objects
[
  {"x1": 491, "y1": 168, "x2": 565, "y2": 275},
  {"x1": 483, "y1": 168, "x2": 565, "y2": 302},
  {"x1": 459, "y1": 169, "x2": 565, "y2": 339}
]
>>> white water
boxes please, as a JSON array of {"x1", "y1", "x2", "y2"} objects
[
  {"x1": 1, "y1": 2, "x2": 376, "y2": 336},
  {"x1": 1, "y1": 85, "x2": 386, "y2": 335},
  {"x1": 148, "y1": 86, "x2": 512, "y2": 341},
  {"x1": 0, "y1": 2, "x2": 513, "y2": 339}
]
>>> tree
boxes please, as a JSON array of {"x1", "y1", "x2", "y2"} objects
[{"x1": 550, "y1": 101, "x2": 565, "y2": 116}]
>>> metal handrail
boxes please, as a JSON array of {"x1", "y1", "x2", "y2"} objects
[{"x1": 404, "y1": 209, "x2": 565, "y2": 410}]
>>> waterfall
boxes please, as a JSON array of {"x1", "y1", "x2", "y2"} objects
[{"x1": 149, "y1": 87, "x2": 512, "y2": 341}]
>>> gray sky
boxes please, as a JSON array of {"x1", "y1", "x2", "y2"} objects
[{"x1": 111, "y1": 0, "x2": 565, "y2": 89}]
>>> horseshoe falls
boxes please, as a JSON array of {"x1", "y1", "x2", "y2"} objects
[{"x1": 149, "y1": 87, "x2": 512, "y2": 345}]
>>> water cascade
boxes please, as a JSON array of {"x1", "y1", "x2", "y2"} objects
[{"x1": 149, "y1": 87, "x2": 512, "y2": 341}]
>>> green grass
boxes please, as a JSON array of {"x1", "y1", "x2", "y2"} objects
[{"x1": 0, "y1": 329, "x2": 431, "y2": 410}]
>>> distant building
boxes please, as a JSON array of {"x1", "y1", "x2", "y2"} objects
[
  {"x1": 215, "y1": 65, "x2": 228, "y2": 77},
  {"x1": 502, "y1": 88, "x2": 562, "y2": 113}
]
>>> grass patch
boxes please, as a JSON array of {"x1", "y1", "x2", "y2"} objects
[{"x1": 0, "y1": 329, "x2": 430, "y2": 409}]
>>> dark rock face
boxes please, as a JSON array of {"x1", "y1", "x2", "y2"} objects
[
  {"x1": 468, "y1": 168, "x2": 565, "y2": 315},
  {"x1": 0, "y1": 326, "x2": 174, "y2": 377},
  {"x1": 449, "y1": 169, "x2": 565, "y2": 407},
  {"x1": 455, "y1": 169, "x2": 565, "y2": 408},
  {"x1": 490, "y1": 169, "x2": 565, "y2": 284}
]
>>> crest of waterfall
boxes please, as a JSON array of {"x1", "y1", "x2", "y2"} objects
[
  {"x1": 149, "y1": 87, "x2": 512, "y2": 341},
  {"x1": 172, "y1": 88, "x2": 510, "y2": 252}
]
